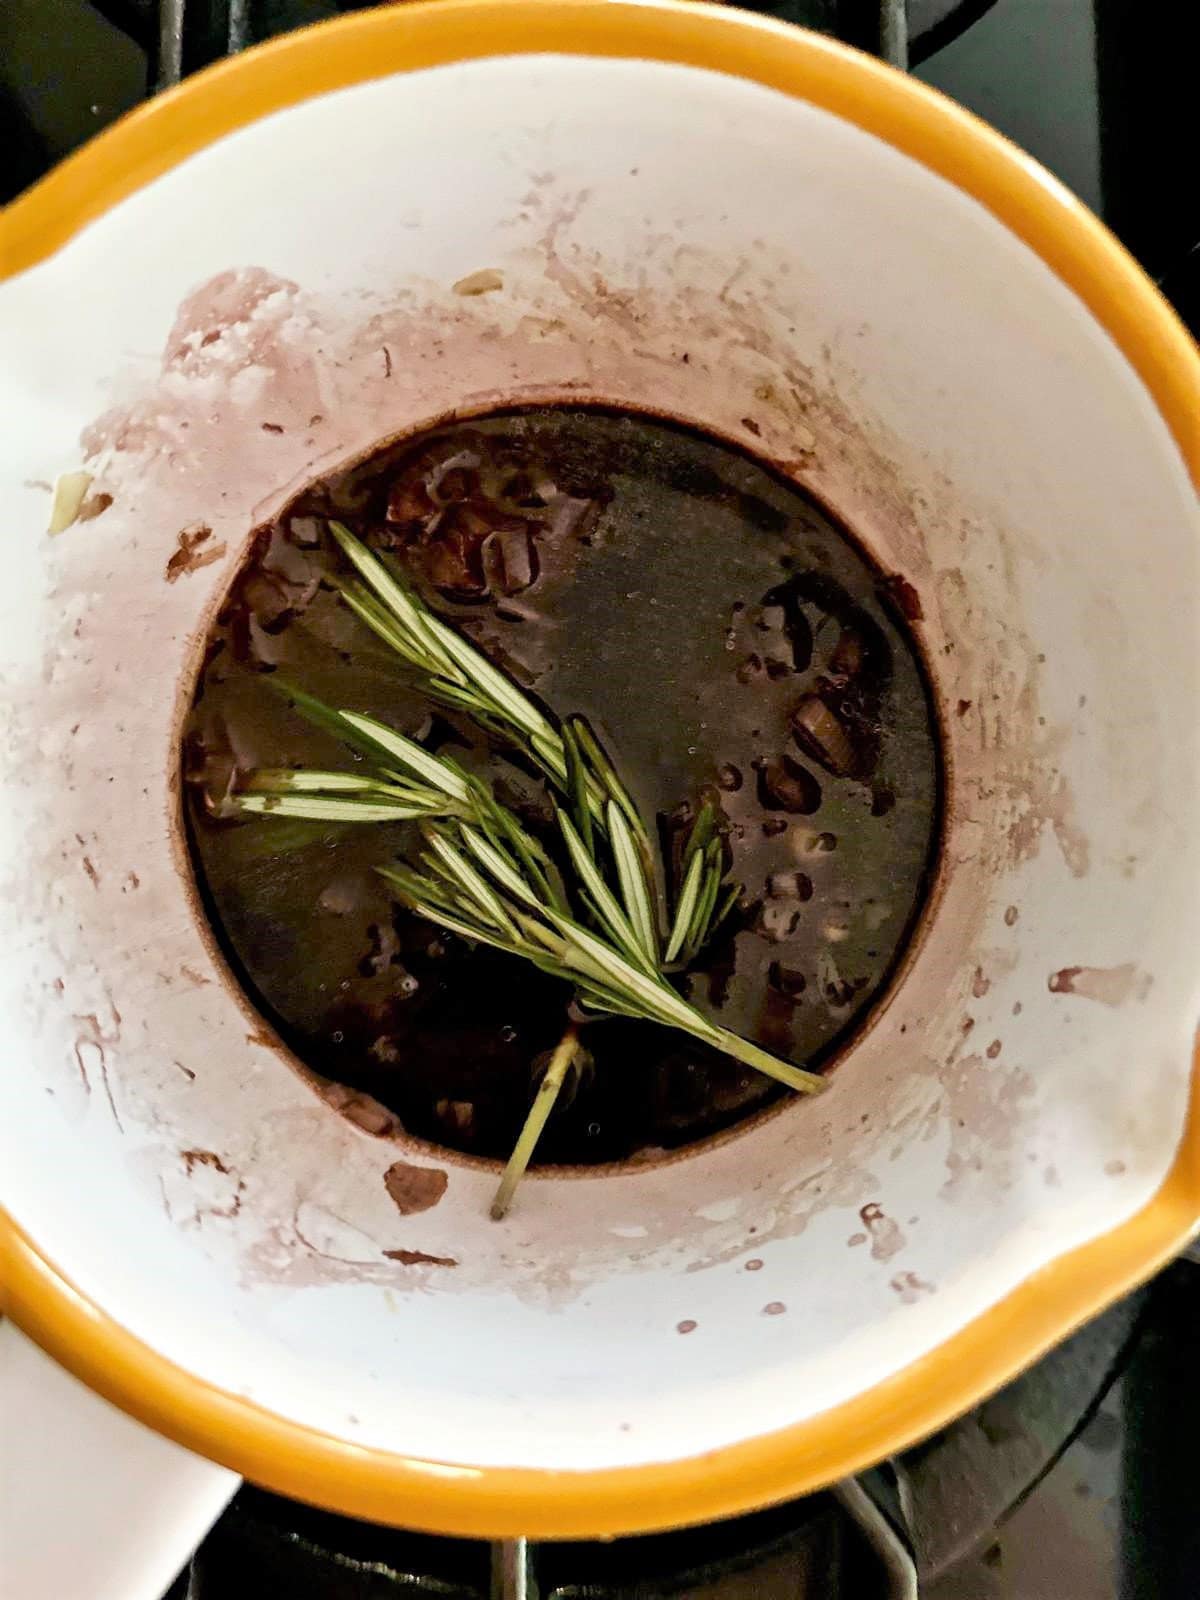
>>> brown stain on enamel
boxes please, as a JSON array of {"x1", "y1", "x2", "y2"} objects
[
  {"x1": 320, "y1": 1081, "x2": 403, "y2": 1138},
  {"x1": 71, "y1": 1008, "x2": 123, "y2": 1131},
  {"x1": 383, "y1": 1160, "x2": 449, "y2": 1215},
  {"x1": 882, "y1": 572, "x2": 923, "y2": 621},
  {"x1": 165, "y1": 522, "x2": 225, "y2": 583},
  {"x1": 383, "y1": 1247, "x2": 458, "y2": 1267},
  {"x1": 890, "y1": 1272, "x2": 935, "y2": 1304},
  {"x1": 859, "y1": 1201, "x2": 906, "y2": 1263},
  {"x1": 937, "y1": 1047, "x2": 1035, "y2": 1200},
  {"x1": 1048, "y1": 964, "x2": 1151, "y2": 1005},
  {"x1": 181, "y1": 1148, "x2": 230, "y2": 1175}
]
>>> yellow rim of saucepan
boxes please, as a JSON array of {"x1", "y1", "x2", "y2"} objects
[{"x1": 2, "y1": 0, "x2": 1199, "y2": 1540}]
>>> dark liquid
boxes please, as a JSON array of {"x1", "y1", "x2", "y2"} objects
[{"x1": 185, "y1": 409, "x2": 941, "y2": 1165}]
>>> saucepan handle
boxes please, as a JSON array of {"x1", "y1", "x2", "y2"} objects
[{"x1": 0, "y1": 1320, "x2": 238, "y2": 1600}]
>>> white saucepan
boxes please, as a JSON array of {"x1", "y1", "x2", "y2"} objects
[{"x1": 1, "y1": 5, "x2": 1197, "y2": 1597}]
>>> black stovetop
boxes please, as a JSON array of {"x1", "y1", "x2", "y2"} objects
[{"x1": 5, "y1": 3, "x2": 1198, "y2": 1595}]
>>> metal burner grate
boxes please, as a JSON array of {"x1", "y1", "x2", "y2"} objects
[
  {"x1": 171, "y1": 1480, "x2": 917, "y2": 1598},
  {"x1": 87, "y1": 0, "x2": 999, "y2": 89}
]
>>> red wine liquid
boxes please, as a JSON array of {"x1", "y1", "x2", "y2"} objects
[{"x1": 185, "y1": 408, "x2": 941, "y2": 1165}]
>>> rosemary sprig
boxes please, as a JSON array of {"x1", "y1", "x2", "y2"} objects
[
  {"x1": 328, "y1": 521, "x2": 568, "y2": 777},
  {"x1": 233, "y1": 766, "x2": 453, "y2": 824},
  {"x1": 327, "y1": 526, "x2": 729, "y2": 955},
  {"x1": 371, "y1": 781, "x2": 822, "y2": 1095},
  {"x1": 230, "y1": 522, "x2": 826, "y2": 1216}
]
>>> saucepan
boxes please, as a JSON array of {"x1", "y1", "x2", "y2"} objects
[{"x1": 1, "y1": 4, "x2": 1198, "y2": 1596}]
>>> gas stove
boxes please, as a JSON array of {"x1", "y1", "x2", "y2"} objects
[{"x1": 4, "y1": 3, "x2": 1198, "y2": 1596}]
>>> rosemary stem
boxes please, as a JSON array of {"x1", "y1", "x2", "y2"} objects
[
  {"x1": 490, "y1": 1023, "x2": 580, "y2": 1220},
  {"x1": 706, "y1": 1025, "x2": 826, "y2": 1095}
]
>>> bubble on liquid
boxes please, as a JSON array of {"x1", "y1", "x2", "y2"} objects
[
  {"x1": 790, "y1": 693, "x2": 859, "y2": 777},
  {"x1": 757, "y1": 899, "x2": 801, "y2": 943},
  {"x1": 499, "y1": 1024, "x2": 517, "y2": 1043},
  {"x1": 756, "y1": 753, "x2": 822, "y2": 815},
  {"x1": 767, "y1": 869, "x2": 813, "y2": 901},
  {"x1": 818, "y1": 950, "x2": 867, "y2": 1009},
  {"x1": 793, "y1": 830, "x2": 837, "y2": 857},
  {"x1": 768, "y1": 962, "x2": 807, "y2": 999},
  {"x1": 332, "y1": 1030, "x2": 345, "y2": 1043}
]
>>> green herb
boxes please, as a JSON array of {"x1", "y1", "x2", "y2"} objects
[
  {"x1": 230, "y1": 523, "x2": 825, "y2": 1216},
  {"x1": 490, "y1": 1025, "x2": 584, "y2": 1221}
]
